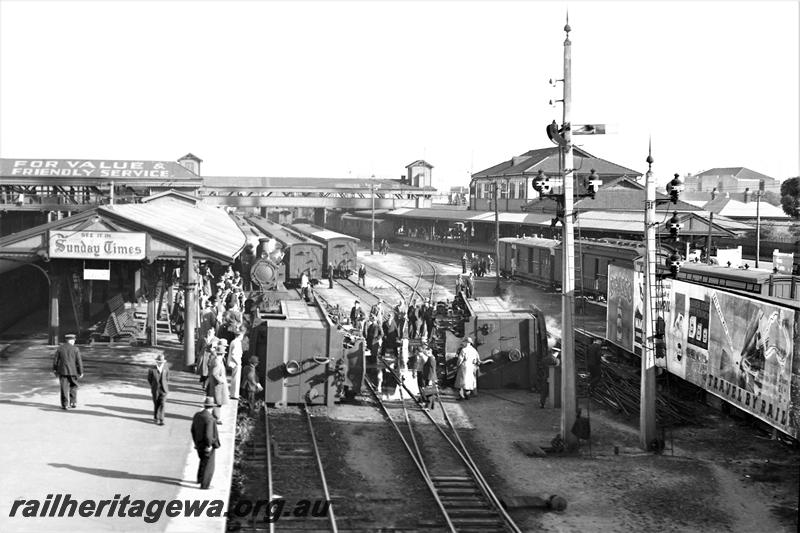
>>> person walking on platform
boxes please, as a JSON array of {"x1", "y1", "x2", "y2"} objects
[
  {"x1": 300, "y1": 270, "x2": 310, "y2": 301},
  {"x1": 147, "y1": 353, "x2": 169, "y2": 425},
  {"x1": 241, "y1": 356, "x2": 262, "y2": 411},
  {"x1": 461, "y1": 253, "x2": 468, "y2": 274},
  {"x1": 455, "y1": 274, "x2": 464, "y2": 296},
  {"x1": 487, "y1": 254, "x2": 494, "y2": 275},
  {"x1": 455, "y1": 337, "x2": 480, "y2": 400},
  {"x1": 192, "y1": 397, "x2": 221, "y2": 489},
  {"x1": 228, "y1": 327, "x2": 245, "y2": 400},
  {"x1": 52, "y1": 333, "x2": 83, "y2": 410},
  {"x1": 328, "y1": 262, "x2": 334, "y2": 288},
  {"x1": 358, "y1": 264, "x2": 367, "y2": 287}
]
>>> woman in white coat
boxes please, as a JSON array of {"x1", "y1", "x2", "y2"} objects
[{"x1": 454, "y1": 337, "x2": 480, "y2": 400}]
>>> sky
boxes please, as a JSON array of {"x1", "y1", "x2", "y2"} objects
[{"x1": 1, "y1": 0, "x2": 798, "y2": 191}]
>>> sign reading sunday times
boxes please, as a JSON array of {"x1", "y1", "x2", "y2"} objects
[{"x1": 49, "y1": 231, "x2": 147, "y2": 260}]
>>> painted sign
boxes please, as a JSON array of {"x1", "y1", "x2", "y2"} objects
[
  {"x1": 1, "y1": 159, "x2": 197, "y2": 179},
  {"x1": 610, "y1": 264, "x2": 799, "y2": 439},
  {"x1": 606, "y1": 264, "x2": 635, "y2": 352},
  {"x1": 49, "y1": 231, "x2": 147, "y2": 260}
]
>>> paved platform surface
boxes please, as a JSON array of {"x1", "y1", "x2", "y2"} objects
[{"x1": 0, "y1": 337, "x2": 237, "y2": 533}]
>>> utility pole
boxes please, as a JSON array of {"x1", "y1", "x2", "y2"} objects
[
  {"x1": 640, "y1": 143, "x2": 658, "y2": 449},
  {"x1": 560, "y1": 16, "x2": 578, "y2": 450},
  {"x1": 370, "y1": 175, "x2": 376, "y2": 255},
  {"x1": 494, "y1": 179, "x2": 501, "y2": 294},
  {"x1": 183, "y1": 246, "x2": 197, "y2": 367},
  {"x1": 755, "y1": 190, "x2": 762, "y2": 268}
]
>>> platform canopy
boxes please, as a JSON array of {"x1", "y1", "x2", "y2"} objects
[{"x1": 0, "y1": 194, "x2": 248, "y2": 269}]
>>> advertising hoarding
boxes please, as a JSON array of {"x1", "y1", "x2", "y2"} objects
[{"x1": 608, "y1": 265, "x2": 799, "y2": 438}]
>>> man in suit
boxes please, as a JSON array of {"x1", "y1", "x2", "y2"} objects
[
  {"x1": 191, "y1": 397, "x2": 221, "y2": 489},
  {"x1": 52, "y1": 333, "x2": 83, "y2": 410},
  {"x1": 407, "y1": 300, "x2": 419, "y2": 339},
  {"x1": 147, "y1": 353, "x2": 169, "y2": 425}
]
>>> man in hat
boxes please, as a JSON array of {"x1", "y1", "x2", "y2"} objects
[
  {"x1": 228, "y1": 327, "x2": 245, "y2": 400},
  {"x1": 350, "y1": 300, "x2": 365, "y2": 331},
  {"x1": 191, "y1": 397, "x2": 221, "y2": 489},
  {"x1": 241, "y1": 356, "x2": 262, "y2": 410},
  {"x1": 205, "y1": 341, "x2": 229, "y2": 424},
  {"x1": 147, "y1": 353, "x2": 170, "y2": 425},
  {"x1": 52, "y1": 333, "x2": 83, "y2": 410}
]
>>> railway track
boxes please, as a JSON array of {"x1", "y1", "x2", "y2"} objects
[
  {"x1": 365, "y1": 374, "x2": 521, "y2": 533},
  {"x1": 231, "y1": 405, "x2": 337, "y2": 532}
]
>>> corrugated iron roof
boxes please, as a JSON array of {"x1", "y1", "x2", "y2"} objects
[
  {"x1": 101, "y1": 199, "x2": 246, "y2": 260},
  {"x1": 202, "y1": 176, "x2": 427, "y2": 191},
  {"x1": 704, "y1": 197, "x2": 789, "y2": 218},
  {"x1": 472, "y1": 146, "x2": 642, "y2": 180}
]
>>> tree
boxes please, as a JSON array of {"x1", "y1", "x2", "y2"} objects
[{"x1": 779, "y1": 177, "x2": 800, "y2": 219}]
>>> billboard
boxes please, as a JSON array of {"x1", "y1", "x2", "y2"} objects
[
  {"x1": 608, "y1": 265, "x2": 799, "y2": 438},
  {"x1": 606, "y1": 265, "x2": 635, "y2": 352}
]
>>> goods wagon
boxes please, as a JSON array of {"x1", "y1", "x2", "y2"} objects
[
  {"x1": 290, "y1": 223, "x2": 359, "y2": 278},
  {"x1": 246, "y1": 216, "x2": 324, "y2": 285}
]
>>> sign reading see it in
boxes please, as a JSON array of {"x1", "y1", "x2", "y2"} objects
[{"x1": 48, "y1": 231, "x2": 147, "y2": 260}]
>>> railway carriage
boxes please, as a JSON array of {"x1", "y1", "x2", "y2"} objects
[
  {"x1": 499, "y1": 236, "x2": 645, "y2": 300},
  {"x1": 290, "y1": 223, "x2": 359, "y2": 278},
  {"x1": 338, "y1": 213, "x2": 395, "y2": 242},
  {"x1": 246, "y1": 216, "x2": 324, "y2": 285}
]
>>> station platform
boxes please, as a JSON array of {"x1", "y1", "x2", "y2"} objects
[{"x1": 0, "y1": 335, "x2": 237, "y2": 533}]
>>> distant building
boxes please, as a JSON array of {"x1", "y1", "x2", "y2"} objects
[
  {"x1": 405, "y1": 160, "x2": 434, "y2": 188},
  {"x1": 682, "y1": 167, "x2": 781, "y2": 203},
  {"x1": 469, "y1": 146, "x2": 641, "y2": 212},
  {"x1": 702, "y1": 196, "x2": 790, "y2": 221}
]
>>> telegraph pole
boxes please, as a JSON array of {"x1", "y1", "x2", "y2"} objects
[
  {"x1": 640, "y1": 143, "x2": 658, "y2": 449},
  {"x1": 560, "y1": 16, "x2": 578, "y2": 450},
  {"x1": 755, "y1": 190, "x2": 762, "y2": 268},
  {"x1": 494, "y1": 179, "x2": 501, "y2": 294},
  {"x1": 370, "y1": 175, "x2": 376, "y2": 255}
]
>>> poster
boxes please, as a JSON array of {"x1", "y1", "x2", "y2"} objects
[{"x1": 606, "y1": 265, "x2": 634, "y2": 352}]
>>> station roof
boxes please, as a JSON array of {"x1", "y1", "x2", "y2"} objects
[
  {"x1": 472, "y1": 146, "x2": 642, "y2": 182},
  {"x1": 0, "y1": 194, "x2": 247, "y2": 265},
  {"x1": 386, "y1": 207, "x2": 743, "y2": 237},
  {"x1": 201, "y1": 176, "x2": 432, "y2": 191},
  {"x1": 703, "y1": 197, "x2": 789, "y2": 219}
]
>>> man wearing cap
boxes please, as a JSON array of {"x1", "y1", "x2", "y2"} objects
[
  {"x1": 191, "y1": 397, "x2": 221, "y2": 489},
  {"x1": 52, "y1": 333, "x2": 83, "y2": 410},
  {"x1": 350, "y1": 300, "x2": 365, "y2": 331},
  {"x1": 147, "y1": 353, "x2": 170, "y2": 425}
]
